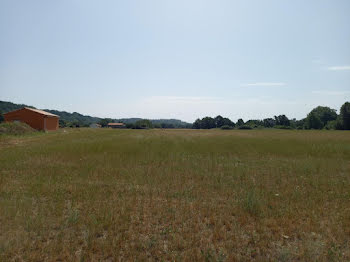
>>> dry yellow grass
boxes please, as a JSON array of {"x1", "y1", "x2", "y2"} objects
[{"x1": 0, "y1": 128, "x2": 350, "y2": 261}]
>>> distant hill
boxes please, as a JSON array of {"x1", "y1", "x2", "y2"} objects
[
  {"x1": 0, "y1": 101, "x2": 191, "y2": 128},
  {"x1": 0, "y1": 100, "x2": 35, "y2": 112},
  {"x1": 0, "y1": 101, "x2": 101, "y2": 126},
  {"x1": 43, "y1": 109, "x2": 101, "y2": 126}
]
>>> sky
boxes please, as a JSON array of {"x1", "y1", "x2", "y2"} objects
[{"x1": 1, "y1": 0, "x2": 350, "y2": 122}]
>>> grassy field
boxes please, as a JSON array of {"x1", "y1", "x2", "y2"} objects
[{"x1": 1, "y1": 128, "x2": 350, "y2": 261}]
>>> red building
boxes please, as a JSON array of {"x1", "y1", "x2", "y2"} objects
[
  {"x1": 107, "y1": 123, "x2": 126, "y2": 128},
  {"x1": 4, "y1": 107, "x2": 59, "y2": 131}
]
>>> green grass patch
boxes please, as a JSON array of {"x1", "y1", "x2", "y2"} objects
[{"x1": 0, "y1": 122, "x2": 37, "y2": 136}]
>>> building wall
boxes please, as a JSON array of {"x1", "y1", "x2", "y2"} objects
[
  {"x1": 45, "y1": 117, "x2": 59, "y2": 131},
  {"x1": 4, "y1": 108, "x2": 59, "y2": 131}
]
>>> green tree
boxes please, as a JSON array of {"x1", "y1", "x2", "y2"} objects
[
  {"x1": 0, "y1": 110, "x2": 4, "y2": 123},
  {"x1": 200, "y1": 117, "x2": 216, "y2": 129},
  {"x1": 134, "y1": 119, "x2": 153, "y2": 129},
  {"x1": 340, "y1": 102, "x2": 350, "y2": 130},
  {"x1": 193, "y1": 119, "x2": 201, "y2": 129},
  {"x1": 245, "y1": 119, "x2": 263, "y2": 128},
  {"x1": 221, "y1": 125, "x2": 233, "y2": 130},
  {"x1": 214, "y1": 115, "x2": 224, "y2": 128},
  {"x1": 324, "y1": 120, "x2": 337, "y2": 130},
  {"x1": 214, "y1": 115, "x2": 234, "y2": 128},
  {"x1": 236, "y1": 119, "x2": 244, "y2": 127},
  {"x1": 263, "y1": 118, "x2": 275, "y2": 128},
  {"x1": 98, "y1": 118, "x2": 110, "y2": 127},
  {"x1": 222, "y1": 117, "x2": 235, "y2": 127},
  {"x1": 59, "y1": 119, "x2": 67, "y2": 127},
  {"x1": 308, "y1": 106, "x2": 337, "y2": 127},
  {"x1": 71, "y1": 120, "x2": 81, "y2": 128},
  {"x1": 295, "y1": 118, "x2": 306, "y2": 129},
  {"x1": 274, "y1": 115, "x2": 290, "y2": 126},
  {"x1": 306, "y1": 112, "x2": 323, "y2": 129}
]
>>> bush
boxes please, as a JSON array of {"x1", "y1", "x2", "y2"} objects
[
  {"x1": 242, "y1": 190, "x2": 263, "y2": 217},
  {"x1": 335, "y1": 118, "x2": 344, "y2": 130},
  {"x1": 238, "y1": 125, "x2": 253, "y2": 130},
  {"x1": 134, "y1": 119, "x2": 153, "y2": 129},
  {"x1": 275, "y1": 125, "x2": 293, "y2": 130},
  {"x1": 221, "y1": 125, "x2": 233, "y2": 130},
  {"x1": 0, "y1": 122, "x2": 37, "y2": 135},
  {"x1": 324, "y1": 120, "x2": 337, "y2": 130}
]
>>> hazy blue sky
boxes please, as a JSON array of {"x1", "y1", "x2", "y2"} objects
[{"x1": 1, "y1": 0, "x2": 349, "y2": 122}]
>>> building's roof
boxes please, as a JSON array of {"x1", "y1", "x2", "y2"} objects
[
  {"x1": 107, "y1": 122, "x2": 125, "y2": 126},
  {"x1": 4, "y1": 107, "x2": 59, "y2": 117}
]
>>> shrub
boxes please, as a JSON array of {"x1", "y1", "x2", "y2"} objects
[
  {"x1": 242, "y1": 190, "x2": 263, "y2": 217},
  {"x1": 221, "y1": 125, "x2": 233, "y2": 130},
  {"x1": 238, "y1": 125, "x2": 253, "y2": 130},
  {"x1": 275, "y1": 125, "x2": 293, "y2": 130},
  {"x1": 324, "y1": 120, "x2": 337, "y2": 130},
  {"x1": 134, "y1": 119, "x2": 153, "y2": 129},
  {"x1": 0, "y1": 122, "x2": 37, "y2": 135}
]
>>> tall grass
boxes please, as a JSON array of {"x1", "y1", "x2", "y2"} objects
[{"x1": 0, "y1": 128, "x2": 349, "y2": 261}]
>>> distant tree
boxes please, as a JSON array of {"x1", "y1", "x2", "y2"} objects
[
  {"x1": 193, "y1": 116, "x2": 234, "y2": 129},
  {"x1": 0, "y1": 110, "x2": 4, "y2": 123},
  {"x1": 134, "y1": 119, "x2": 153, "y2": 129},
  {"x1": 200, "y1": 117, "x2": 216, "y2": 129},
  {"x1": 71, "y1": 120, "x2": 81, "y2": 128},
  {"x1": 59, "y1": 119, "x2": 67, "y2": 128},
  {"x1": 214, "y1": 115, "x2": 224, "y2": 128},
  {"x1": 306, "y1": 112, "x2": 323, "y2": 129},
  {"x1": 339, "y1": 102, "x2": 350, "y2": 130},
  {"x1": 236, "y1": 119, "x2": 244, "y2": 127},
  {"x1": 308, "y1": 106, "x2": 337, "y2": 128},
  {"x1": 222, "y1": 117, "x2": 235, "y2": 127},
  {"x1": 294, "y1": 118, "x2": 306, "y2": 129},
  {"x1": 324, "y1": 120, "x2": 338, "y2": 130},
  {"x1": 238, "y1": 125, "x2": 253, "y2": 130},
  {"x1": 193, "y1": 119, "x2": 201, "y2": 129},
  {"x1": 263, "y1": 118, "x2": 275, "y2": 128},
  {"x1": 274, "y1": 115, "x2": 290, "y2": 126},
  {"x1": 160, "y1": 123, "x2": 175, "y2": 128},
  {"x1": 221, "y1": 125, "x2": 233, "y2": 130},
  {"x1": 125, "y1": 123, "x2": 135, "y2": 129},
  {"x1": 245, "y1": 119, "x2": 263, "y2": 128},
  {"x1": 98, "y1": 118, "x2": 110, "y2": 127},
  {"x1": 214, "y1": 115, "x2": 234, "y2": 128},
  {"x1": 334, "y1": 116, "x2": 344, "y2": 130}
]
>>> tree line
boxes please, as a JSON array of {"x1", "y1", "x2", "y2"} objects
[
  {"x1": 1, "y1": 100, "x2": 349, "y2": 130},
  {"x1": 97, "y1": 118, "x2": 192, "y2": 129},
  {"x1": 0, "y1": 101, "x2": 191, "y2": 128},
  {"x1": 192, "y1": 102, "x2": 350, "y2": 130}
]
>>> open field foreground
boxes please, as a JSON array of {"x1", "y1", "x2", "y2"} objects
[{"x1": 1, "y1": 129, "x2": 350, "y2": 261}]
